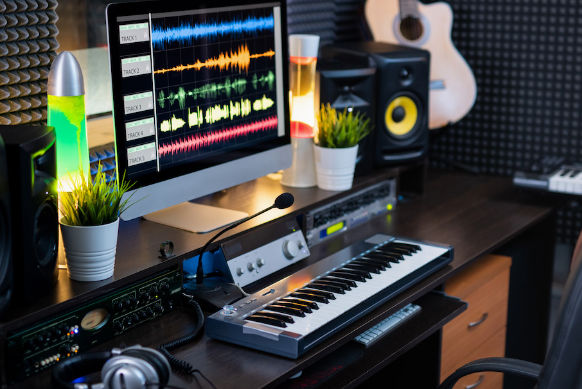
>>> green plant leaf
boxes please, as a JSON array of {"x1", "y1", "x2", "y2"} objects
[{"x1": 315, "y1": 104, "x2": 373, "y2": 148}]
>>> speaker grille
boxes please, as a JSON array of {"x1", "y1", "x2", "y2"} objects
[{"x1": 0, "y1": 0, "x2": 58, "y2": 125}]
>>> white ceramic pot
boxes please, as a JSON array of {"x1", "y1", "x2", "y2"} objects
[
  {"x1": 313, "y1": 144, "x2": 359, "y2": 191},
  {"x1": 60, "y1": 218, "x2": 119, "y2": 282}
]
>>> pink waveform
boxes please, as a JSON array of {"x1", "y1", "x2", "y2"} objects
[{"x1": 158, "y1": 116, "x2": 278, "y2": 157}]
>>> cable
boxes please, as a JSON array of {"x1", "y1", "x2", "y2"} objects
[
  {"x1": 229, "y1": 283, "x2": 250, "y2": 297},
  {"x1": 157, "y1": 296, "x2": 205, "y2": 374}
]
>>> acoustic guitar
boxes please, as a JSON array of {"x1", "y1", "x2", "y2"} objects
[{"x1": 365, "y1": 0, "x2": 477, "y2": 129}]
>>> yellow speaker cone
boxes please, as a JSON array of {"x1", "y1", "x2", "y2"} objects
[{"x1": 385, "y1": 96, "x2": 418, "y2": 136}]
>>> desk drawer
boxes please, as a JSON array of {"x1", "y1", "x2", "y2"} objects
[
  {"x1": 442, "y1": 255, "x2": 511, "y2": 375},
  {"x1": 441, "y1": 327, "x2": 506, "y2": 389}
]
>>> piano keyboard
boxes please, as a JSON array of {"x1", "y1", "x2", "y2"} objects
[
  {"x1": 205, "y1": 234, "x2": 453, "y2": 358},
  {"x1": 548, "y1": 166, "x2": 582, "y2": 195}
]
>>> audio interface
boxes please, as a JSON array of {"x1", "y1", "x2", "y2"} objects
[
  {"x1": 304, "y1": 179, "x2": 397, "y2": 246},
  {"x1": 220, "y1": 218, "x2": 310, "y2": 288},
  {"x1": 4, "y1": 265, "x2": 181, "y2": 385}
]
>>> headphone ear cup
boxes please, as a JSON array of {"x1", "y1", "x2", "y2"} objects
[
  {"x1": 103, "y1": 347, "x2": 170, "y2": 389},
  {"x1": 51, "y1": 351, "x2": 112, "y2": 389}
]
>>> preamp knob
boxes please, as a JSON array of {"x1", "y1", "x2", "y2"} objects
[
  {"x1": 113, "y1": 322, "x2": 124, "y2": 332},
  {"x1": 283, "y1": 240, "x2": 300, "y2": 259},
  {"x1": 154, "y1": 305, "x2": 164, "y2": 314},
  {"x1": 236, "y1": 268, "x2": 245, "y2": 276},
  {"x1": 247, "y1": 262, "x2": 255, "y2": 271},
  {"x1": 59, "y1": 344, "x2": 71, "y2": 355},
  {"x1": 150, "y1": 287, "x2": 159, "y2": 297},
  {"x1": 139, "y1": 291, "x2": 149, "y2": 301},
  {"x1": 161, "y1": 283, "x2": 170, "y2": 291},
  {"x1": 52, "y1": 328, "x2": 62, "y2": 338},
  {"x1": 256, "y1": 258, "x2": 265, "y2": 267}
]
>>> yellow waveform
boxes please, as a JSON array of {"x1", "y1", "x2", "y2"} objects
[
  {"x1": 154, "y1": 44, "x2": 275, "y2": 75},
  {"x1": 253, "y1": 95, "x2": 275, "y2": 111},
  {"x1": 229, "y1": 99, "x2": 251, "y2": 120},
  {"x1": 205, "y1": 104, "x2": 230, "y2": 125},
  {"x1": 160, "y1": 115, "x2": 186, "y2": 132},
  {"x1": 188, "y1": 107, "x2": 204, "y2": 128}
]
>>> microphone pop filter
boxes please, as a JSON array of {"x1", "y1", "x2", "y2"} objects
[{"x1": 274, "y1": 192, "x2": 294, "y2": 209}]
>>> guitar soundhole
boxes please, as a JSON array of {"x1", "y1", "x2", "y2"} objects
[{"x1": 400, "y1": 16, "x2": 423, "y2": 41}]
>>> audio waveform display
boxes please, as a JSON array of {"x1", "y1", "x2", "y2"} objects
[
  {"x1": 151, "y1": 15, "x2": 274, "y2": 49},
  {"x1": 253, "y1": 95, "x2": 274, "y2": 111},
  {"x1": 160, "y1": 115, "x2": 186, "y2": 132},
  {"x1": 252, "y1": 71, "x2": 275, "y2": 90},
  {"x1": 157, "y1": 77, "x2": 248, "y2": 109},
  {"x1": 154, "y1": 44, "x2": 275, "y2": 75},
  {"x1": 158, "y1": 116, "x2": 278, "y2": 157}
]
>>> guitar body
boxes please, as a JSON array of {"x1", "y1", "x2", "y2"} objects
[{"x1": 365, "y1": 0, "x2": 477, "y2": 129}]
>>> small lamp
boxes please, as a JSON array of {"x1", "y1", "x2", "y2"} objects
[
  {"x1": 281, "y1": 34, "x2": 319, "y2": 188},
  {"x1": 48, "y1": 51, "x2": 89, "y2": 193}
]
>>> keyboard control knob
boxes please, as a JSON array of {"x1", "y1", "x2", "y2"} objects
[
  {"x1": 247, "y1": 262, "x2": 255, "y2": 271},
  {"x1": 256, "y1": 258, "x2": 265, "y2": 267},
  {"x1": 236, "y1": 268, "x2": 245, "y2": 276},
  {"x1": 283, "y1": 240, "x2": 299, "y2": 259}
]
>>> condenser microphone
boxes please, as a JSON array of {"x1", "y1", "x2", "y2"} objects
[{"x1": 186, "y1": 193, "x2": 295, "y2": 309}]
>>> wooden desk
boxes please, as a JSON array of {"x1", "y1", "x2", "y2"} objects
[{"x1": 2, "y1": 170, "x2": 554, "y2": 389}]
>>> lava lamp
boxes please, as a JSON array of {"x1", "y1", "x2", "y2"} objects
[{"x1": 281, "y1": 34, "x2": 320, "y2": 188}]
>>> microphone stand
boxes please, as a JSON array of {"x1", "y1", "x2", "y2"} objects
[{"x1": 185, "y1": 193, "x2": 294, "y2": 310}]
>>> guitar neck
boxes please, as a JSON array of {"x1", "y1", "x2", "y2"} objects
[{"x1": 399, "y1": 0, "x2": 420, "y2": 18}]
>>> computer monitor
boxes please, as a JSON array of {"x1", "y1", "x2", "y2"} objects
[{"x1": 106, "y1": 0, "x2": 291, "y2": 232}]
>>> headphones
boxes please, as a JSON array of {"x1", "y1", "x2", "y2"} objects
[{"x1": 51, "y1": 345, "x2": 171, "y2": 389}]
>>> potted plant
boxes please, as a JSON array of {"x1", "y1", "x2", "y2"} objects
[
  {"x1": 59, "y1": 164, "x2": 138, "y2": 281},
  {"x1": 313, "y1": 104, "x2": 372, "y2": 190}
]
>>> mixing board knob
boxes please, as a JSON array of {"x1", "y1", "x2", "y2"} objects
[
  {"x1": 34, "y1": 335, "x2": 44, "y2": 346},
  {"x1": 154, "y1": 305, "x2": 164, "y2": 314},
  {"x1": 236, "y1": 267, "x2": 245, "y2": 276},
  {"x1": 247, "y1": 262, "x2": 255, "y2": 271},
  {"x1": 114, "y1": 322, "x2": 124, "y2": 332},
  {"x1": 150, "y1": 287, "x2": 159, "y2": 297},
  {"x1": 139, "y1": 291, "x2": 149, "y2": 301},
  {"x1": 59, "y1": 344, "x2": 71, "y2": 355},
  {"x1": 161, "y1": 283, "x2": 170, "y2": 291},
  {"x1": 114, "y1": 302, "x2": 124, "y2": 312},
  {"x1": 256, "y1": 258, "x2": 265, "y2": 267},
  {"x1": 123, "y1": 298, "x2": 132, "y2": 308},
  {"x1": 283, "y1": 240, "x2": 300, "y2": 259},
  {"x1": 52, "y1": 328, "x2": 62, "y2": 338}
]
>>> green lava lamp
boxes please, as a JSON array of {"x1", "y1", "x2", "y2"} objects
[{"x1": 47, "y1": 51, "x2": 89, "y2": 192}]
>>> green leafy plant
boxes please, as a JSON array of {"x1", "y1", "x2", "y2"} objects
[
  {"x1": 315, "y1": 104, "x2": 372, "y2": 148},
  {"x1": 60, "y1": 164, "x2": 139, "y2": 226}
]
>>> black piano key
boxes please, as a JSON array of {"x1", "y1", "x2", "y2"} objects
[
  {"x1": 319, "y1": 277, "x2": 357, "y2": 288},
  {"x1": 308, "y1": 282, "x2": 346, "y2": 294},
  {"x1": 276, "y1": 301, "x2": 313, "y2": 313},
  {"x1": 255, "y1": 311, "x2": 295, "y2": 323},
  {"x1": 368, "y1": 251, "x2": 403, "y2": 262},
  {"x1": 247, "y1": 315, "x2": 287, "y2": 328},
  {"x1": 290, "y1": 292, "x2": 329, "y2": 304},
  {"x1": 314, "y1": 279, "x2": 352, "y2": 291},
  {"x1": 280, "y1": 298, "x2": 319, "y2": 310},
  {"x1": 572, "y1": 170, "x2": 582, "y2": 178},
  {"x1": 300, "y1": 288, "x2": 336, "y2": 300},
  {"x1": 383, "y1": 246, "x2": 413, "y2": 256},
  {"x1": 359, "y1": 256, "x2": 392, "y2": 268},
  {"x1": 353, "y1": 258, "x2": 387, "y2": 270},
  {"x1": 329, "y1": 270, "x2": 367, "y2": 282},
  {"x1": 338, "y1": 267, "x2": 372, "y2": 279},
  {"x1": 390, "y1": 242, "x2": 421, "y2": 252},
  {"x1": 344, "y1": 263, "x2": 382, "y2": 274},
  {"x1": 266, "y1": 304, "x2": 306, "y2": 317}
]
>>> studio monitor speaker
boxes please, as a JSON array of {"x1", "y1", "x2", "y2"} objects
[
  {"x1": 317, "y1": 55, "x2": 377, "y2": 176},
  {"x1": 321, "y1": 42, "x2": 430, "y2": 166},
  {"x1": 0, "y1": 134, "x2": 12, "y2": 316},
  {"x1": 0, "y1": 126, "x2": 58, "y2": 304}
]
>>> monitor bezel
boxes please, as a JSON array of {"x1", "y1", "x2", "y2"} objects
[{"x1": 106, "y1": 0, "x2": 291, "y2": 190}]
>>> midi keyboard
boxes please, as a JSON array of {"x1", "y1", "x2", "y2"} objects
[{"x1": 206, "y1": 234, "x2": 453, "y2": 358}]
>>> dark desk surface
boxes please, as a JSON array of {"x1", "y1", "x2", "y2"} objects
[{"x1": 4, "y1": 169, "x2": 553, "y2": 389}]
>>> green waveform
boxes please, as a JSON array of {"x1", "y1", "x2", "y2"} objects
[
  {"x1": 157, "y1": 77, "x2": 248, "y2": 110},
  {"x1": 252, "y1": 71, "x2": 275, "y2": 90}
]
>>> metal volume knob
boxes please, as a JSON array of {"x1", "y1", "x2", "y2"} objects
[{"x1": 283, "y1": 240, "x2": 300, "y2": 259}]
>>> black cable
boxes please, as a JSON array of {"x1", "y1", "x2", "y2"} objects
[{"x1": 157, "y1": 297, "x2": 205, "y2": 374}]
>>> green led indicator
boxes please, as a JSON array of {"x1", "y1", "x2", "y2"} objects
[{"x1": 387, "y1": 204, "x2": 393, "y2": 211}]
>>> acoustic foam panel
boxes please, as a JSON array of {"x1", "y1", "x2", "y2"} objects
[{"x1": 0, "y1": 0, "x2": 59, "y2": 125}]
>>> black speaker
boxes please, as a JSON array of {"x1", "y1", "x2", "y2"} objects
[
  {"x1": 0, "y1": 126, "x2": 58, "y2": 304},
  {"x1": 317, "y1": 54, "x2": 377, "y2": 176},
  {"x1": 321, "y1": 42, "x2": 430, "y2": 166},
  {"x1": 0, "y1": 134, "x2": 12, "y2": 316}
]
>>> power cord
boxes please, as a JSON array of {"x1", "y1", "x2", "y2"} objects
[{"x1": 157, "y1": 295, "x2": 217, "y2": 389}]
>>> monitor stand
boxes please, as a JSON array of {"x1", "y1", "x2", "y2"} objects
[{"x1": 143, "y1": 202, "x2": 249, "y2": 233}]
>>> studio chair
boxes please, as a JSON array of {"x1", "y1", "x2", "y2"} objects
[{"x1": 439, "y1": 241, "x2": 582, "y2": 389}]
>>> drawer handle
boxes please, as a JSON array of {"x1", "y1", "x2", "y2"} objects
[
  {"x1": 468, "y1": 312, "x2": 489, "y2": 328},
  {"x1": 465, "y1": 374, "x2": 485, "y2": 389}
]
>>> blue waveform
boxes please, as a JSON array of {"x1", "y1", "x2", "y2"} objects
[{"x1": 152, "y1": 14, "x2": 274, "y2": 49}]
